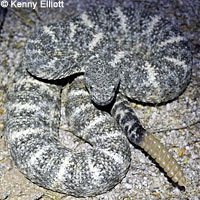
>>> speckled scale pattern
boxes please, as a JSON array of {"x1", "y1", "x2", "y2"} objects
[
  {"x1": 4, "y1": 62, "x2": 131, "y2": 197},
  {"x1": 118, "y1": 16, "x2": 192, "y2": 103},
  {"x1": 4, "y1": 5, "x2": 192, "y2": 197},
  {"x1": 24, "y1": 8, "x2": 121, "y2": 80},
  {"x1": 24, "y1": 6, "x2": 192, "y2": 105}
]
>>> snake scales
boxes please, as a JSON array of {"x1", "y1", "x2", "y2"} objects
[{"x1": 4, "y1": 6, "x2": 192, "y2": 197}]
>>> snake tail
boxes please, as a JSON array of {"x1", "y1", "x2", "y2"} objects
[
  {"x1": 111, "y1": 94, "x2": 186, "y2": 187},
  {"x1": 140, "y1": 133, "x2": 186, "y2": 187}
]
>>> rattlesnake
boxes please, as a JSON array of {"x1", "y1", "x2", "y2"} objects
[{"x1": 4, "y1": 6, "x2": 192, "y2": 197}]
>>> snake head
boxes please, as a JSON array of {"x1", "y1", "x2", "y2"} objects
[{"x1": 84, "y1": 60, "x2": 120, "y2": 106}]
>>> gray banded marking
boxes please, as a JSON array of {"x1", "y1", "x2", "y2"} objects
[
  {"x1": 50, "y1": 154, "x2": 71, "y2": 187},
  {"x1": 99, "y1": 148, "x2": 126, "y2": 164},
  {"x1": 26, "y1": 48, "x2": 43, "y2": 55},
  {"x1": 88, "y1": 32, "x2": 104, "y2": 51},
  {"x1": 69, "y1": 22, "x2": 77, "y2": 39},
  {"x1": 43, "y1": 26, "x2": 59, "y2": 43},
  {"x1": 164, "y1": 56, "x2": 188, "y2": 69},
  {"x1": 78, "y1": 115, "x2": 109, "y2": 137},
  {"x1": 27, "y1": 39, "x2": 43, "y2": 44},
  {"x1": 81, "y1": 12, "x2": 94, "y2": 28},
  {"x1": 122, "y1": 119, "x2": 140, "y2": 133},
  {"x1": 158, "y1": 36, "x2": 185, "y2": 47},
  {"x1": 90, "y1": 130, "x2": 124, "y2": 142},
  {"x1": 70, "y1": 103, "x2": 94, "y2": 119},
  {"x1": 115, "y1": 7, "x2": 128, "y2": 33},
  {"x1": 144, "y1": 61, "x2": 159, "y2": 89},
  {"x1": 28, "y1": 145, "x2": 52, "y2": 166},
  {"x1": 87, "y1": 158, "x2": 102, "y2": 182},
  {"x1": 114, "y1": 106, "x2": 141, "y2": 134},
  {"x1": 67, "y1": 89, "x2": 89, "y2": 99},
  {"x1": 7, "y1": 128, "x2": 43, "y2": 143},
  {"x1": 143, "y1": 15, "x2": 161, "y2": 35},
  {"x1": 110, "y1": 51, "x2": 126, "y2": 67},
  {"x1": 12, "y1": 78, "x2": 58, "y2": 96},
  {"x1": 8, "y1": 103, "x2": 39, "y2": 113}
]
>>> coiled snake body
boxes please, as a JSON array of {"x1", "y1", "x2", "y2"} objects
[{"x1": 4, "y1": 6, "x2": 192, "y2": 197}]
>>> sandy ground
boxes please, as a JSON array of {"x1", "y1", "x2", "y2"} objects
[{"x1": 0, "y1": 0, "x2": 199, "y2": 199}]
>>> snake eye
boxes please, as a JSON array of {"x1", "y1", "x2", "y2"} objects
[{"x1": 89, "y1": 85, "x2": 94, "y2": 91}]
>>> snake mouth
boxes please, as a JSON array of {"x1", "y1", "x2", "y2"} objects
[{"x1": 91, "y1": 93, "x2": 115, "y2": 106}]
